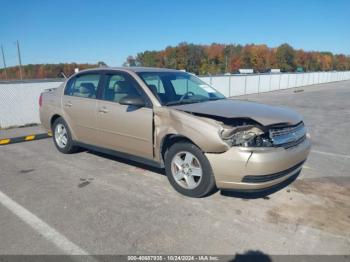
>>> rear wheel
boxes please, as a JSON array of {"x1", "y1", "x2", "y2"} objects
[
  {"x1": 52, "y1": 117, "x2": 79, "y2": 154},
  {"x1": 165, "y1": 142, "x2": 217, "y2": 197}
]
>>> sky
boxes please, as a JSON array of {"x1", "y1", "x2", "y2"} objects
[{"x1": 1, "y1": 0, "x2": 349, "y2": 67}]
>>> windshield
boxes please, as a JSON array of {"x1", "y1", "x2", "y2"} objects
[{"x1": 137, "y1": 71, "x2": 225, "y2": 106}]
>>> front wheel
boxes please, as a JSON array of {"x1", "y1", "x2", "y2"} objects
[
  {"x1": 165, "y1": 142, "x2": 217, "y2": 197},
  {"x1": 52, "y1": 117, "x2": 79, "y2": 154}
]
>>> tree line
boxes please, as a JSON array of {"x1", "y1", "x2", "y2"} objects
[
  {"x1": 1, "y1": 43, "x2": 349, "y2": 80},
  {"x1": 125, "y1": 43, "x2": 350, "y2": 75},
  {"x1": 0, "y1": 63, "x2": 104, "y2": 80}
]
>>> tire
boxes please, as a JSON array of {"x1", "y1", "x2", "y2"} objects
[
  {"x1": 165, "y1": 142, "x2": 217, "y2": 198},
  {"x1": 52, "y1": 117, "x2": 79, "y2": 154}
]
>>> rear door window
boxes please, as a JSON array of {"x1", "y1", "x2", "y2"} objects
[{"x1": 65, "y1": 74, "x2": 101, "y2": 99}]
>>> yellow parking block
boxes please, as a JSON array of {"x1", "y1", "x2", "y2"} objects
[
  {"x1": 0, "y1": 132, "x2": 51, "y2": 146},
  {"x1": 25, "y1": 135, "x2": 36, "y2": 141},
  {"x1": 0, "y1": 139, "x2": 11, "y2": 145}
]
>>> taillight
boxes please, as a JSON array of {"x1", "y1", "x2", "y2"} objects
[{"x1": 39, "y1": 94, "x2": 43, "y2": 107}]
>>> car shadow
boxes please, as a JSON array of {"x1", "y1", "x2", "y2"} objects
[
  {"x1": 86, "y1": 150, "x2": 165, "y2": 176},
  {"x1": 230, "y1": 250, "x2": 272, "y2": 262},
  {"x1": 220, "y1": 171, "x2": 300, "y2": 199},
  {"x1": 86, "y1": 149, "x2": 299, "y2": 199}
]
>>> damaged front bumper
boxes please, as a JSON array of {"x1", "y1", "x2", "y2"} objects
[{"x1": 205, "y1": 137, "x2": 311, "y2": 190}]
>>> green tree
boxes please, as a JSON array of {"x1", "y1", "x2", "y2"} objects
[{"x1": 275, "y1": 44, "x2": 295, "y2": 71}]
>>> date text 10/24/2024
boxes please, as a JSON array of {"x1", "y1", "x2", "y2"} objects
[{"x1": 127, "y1": 256, "x2": 220, "y2": 261}]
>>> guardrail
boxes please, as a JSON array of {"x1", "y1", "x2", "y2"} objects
[{"x1": 0, "y1": 71, "x2": 349, "y2": 129}]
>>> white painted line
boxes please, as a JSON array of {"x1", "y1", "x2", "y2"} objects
[
  {"x1": 0, "y1": 190, "x2": 89, "y2": 255},
  {"x1": 311, "y1": 150, "x2": 350, "y2": 159}
]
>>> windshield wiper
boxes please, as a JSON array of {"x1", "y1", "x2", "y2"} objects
[
  {"x1": 165, "y1": 97, "x2": 224, "y2": 106},
  {"x1": 165, "y1": 99, "x2": 206, "y2": 106},
  {"x1": 209, "y1": 97, "x2": 225, "y2": 101}
]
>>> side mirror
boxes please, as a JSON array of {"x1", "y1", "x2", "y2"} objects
[{"x1": 119, "y1": 96, "x2": 145, "y2": 107}]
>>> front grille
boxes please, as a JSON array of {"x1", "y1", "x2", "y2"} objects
[
  {"x1": 242, "y1": 161, "x2": 305, "y2": 183},
  {"x1": 269, "y1": 122, "x2": 306, "y2": 148}
]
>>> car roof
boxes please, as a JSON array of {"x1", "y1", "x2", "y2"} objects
[{"x1": 77, "y1": 67, "x2": 181, "y2": 74}]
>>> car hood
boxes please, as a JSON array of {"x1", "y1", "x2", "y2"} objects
[{"x1": 170, "y1": 99, "x2": 302, "y2": 126}]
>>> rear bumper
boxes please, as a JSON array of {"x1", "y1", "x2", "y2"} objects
[{"x1": 205, "y1": 138, "x2": 311, "y2": 190}]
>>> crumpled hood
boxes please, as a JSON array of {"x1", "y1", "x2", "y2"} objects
[{"x1": 171, "y1": 99, "x2": 302, "y2": 126}]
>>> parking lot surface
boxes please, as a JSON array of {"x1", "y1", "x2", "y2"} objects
[{"x1": 0, "y1": 80, "x2": 349, "y2": 256}]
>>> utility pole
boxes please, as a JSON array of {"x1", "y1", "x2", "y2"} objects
[
  {"x1": 16, "y1": 40, "x2": 23, "y2": 80},
  {"x1": 1, "y1": 45, "x2": 8, "y2": 80}
]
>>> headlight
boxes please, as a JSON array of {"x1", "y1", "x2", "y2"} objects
[{"x1": 220, "y1": 126, "x2": 272, "y2": 147}]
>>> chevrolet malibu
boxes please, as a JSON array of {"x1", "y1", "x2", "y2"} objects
[{"x1": 40, "y1": 67, "x2": 311, "y2": 197}]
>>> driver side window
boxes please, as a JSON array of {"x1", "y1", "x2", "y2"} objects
[{"x1": 103, "y1": 73, "x2": 142, "y2": 103}]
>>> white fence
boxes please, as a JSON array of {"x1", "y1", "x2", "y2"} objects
[
  {"x1": 201, "y1": 71, "x2": 350, "y2": 97},
  {"x1": 0, "y1": 71, "x2": 350, "y2": 128},
  {"x1": 0, "y1": 81, "x2": 63, "y2": 128}
]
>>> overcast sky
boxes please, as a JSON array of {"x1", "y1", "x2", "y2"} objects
[{"x1": 1, "y1": 0, "x2": 349, "y2": 67}]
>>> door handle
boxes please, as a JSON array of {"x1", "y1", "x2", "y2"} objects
[
  {"x1": 98, "y1": 107, "x2": 109, "y2": 113},
  {"x1": 65, "y1": 101, "x2": 72, "y2": 107}
]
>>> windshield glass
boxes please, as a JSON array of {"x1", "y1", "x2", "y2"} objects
[{"x1": 137, "y1": 71, "x2": 225, "y2": 106}]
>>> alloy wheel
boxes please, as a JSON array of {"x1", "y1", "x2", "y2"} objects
[{"x1": 171, "y1": 151, "x2": 203, "y2": 189}]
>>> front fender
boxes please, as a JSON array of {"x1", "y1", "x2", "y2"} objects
[{"x1": 153, "y1": 107, "x2": 229, "y2": 161}]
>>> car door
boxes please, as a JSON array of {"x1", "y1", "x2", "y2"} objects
[
  {"x1": 62, "y1": 72, "x2": 101, "y2": 144},
  {"x1": 95, "y1": 71, "x2": 153, "y2": 159}
]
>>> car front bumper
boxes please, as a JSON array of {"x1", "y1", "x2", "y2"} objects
[{"x1": 205, "y1": 138, "x2": 311, "y2": 190}]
